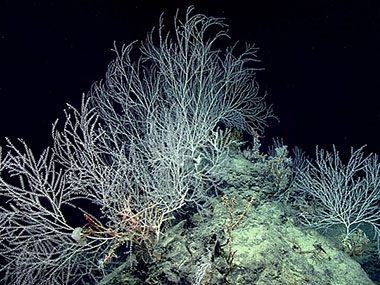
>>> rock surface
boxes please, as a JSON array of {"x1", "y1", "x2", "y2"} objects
[{"x1": 98, "y1": 151, "x2": 376, "y2": 285}]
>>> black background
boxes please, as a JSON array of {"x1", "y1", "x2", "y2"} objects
[{"x1": 1, "y1": 0, "x2": 380, "y2": 161}]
